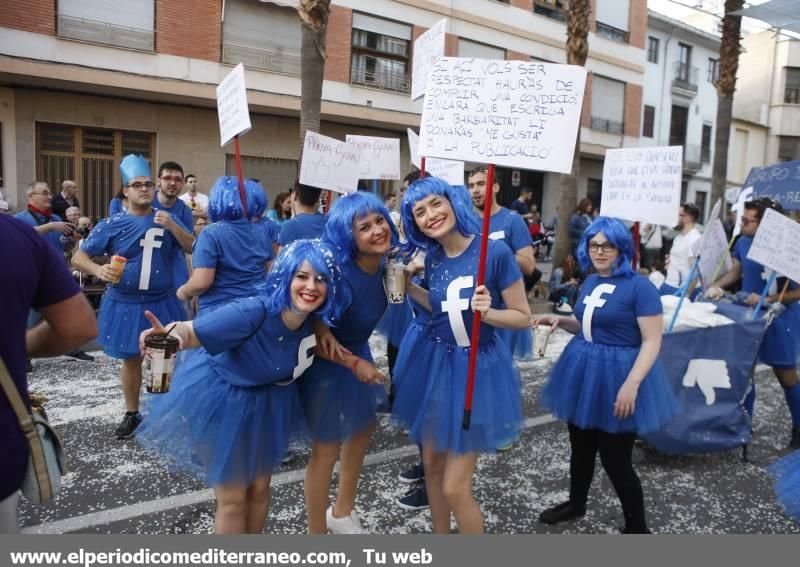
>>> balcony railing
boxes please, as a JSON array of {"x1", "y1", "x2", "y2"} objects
[
  {"x1": 533, "y1": 1, "x2": 568, "y2": 22},
  {"x1": 57, "y1": 14, "x2": 154, "y2": 51},
  {"x1": 351, "y1": 64, "x2": 410, "y2": 94},
  {"x1": 590, "y1": 116, "x2": 624, "y2": 135},
  {"x1": 672, "y1": 62, "x2": 699, "y2": 95},
  {"x1": 595, "y1": 22, "x2": 629, "y2": 43},
  {"x1": 786, "y1": 88, "x2": 800, "y2": 104},
  {"x1": 222, "y1": 44, "x2": 300, "y2": 76}
]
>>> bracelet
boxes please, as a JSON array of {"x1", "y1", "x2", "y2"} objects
[{"x1": 350, "y1": 358, "x2": 361, "y2": 374}]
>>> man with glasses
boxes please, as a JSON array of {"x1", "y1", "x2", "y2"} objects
[
  {"x1": 72, "y1": 155, "x2": 192, "y2": 440},
  {"x1": 708, "y1": 198, "x2": 800, "y2": 450},
  {"x1": 15, "y1": 182, "x2": 75, "y2": 254},
  {"x1": 153, "y1": 162, "x2": 196, "y2": 291}
]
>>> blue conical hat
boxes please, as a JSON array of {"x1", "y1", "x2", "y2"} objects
[{"x1": 120, "y1": 154, "x2": 151, "y2": 186}]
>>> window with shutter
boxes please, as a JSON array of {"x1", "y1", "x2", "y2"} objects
[{"x1": 57, "y1": 0, "x2": 155, "y2": 51}]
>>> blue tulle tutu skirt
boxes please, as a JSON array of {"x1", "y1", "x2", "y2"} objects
[
  {"x1": 298, "y1": 343, "x2": 386, "y2": 444},
  {"x1": 495, "y1": 327, "x2": 533, "y2": 360},
  {"x1": 377, "y1": 300, "x2": 414, "y2": 347},
  {"x1": 759, "y1": 303, "x2": 800, "y2": 369},
  {"x1": 768, "y1": 449, "x2": 800, "y2": 522},
  {"x1": 136, "y1": 349, "x2": 303, "y2": 487},
  {"x1": 541, "y1": 336, "x2": 678, "y2": 434},
  {"x1": 98, "y1": 293, "x2": 187, "y2": 359},
  {"x1": 392, "y1": 329, "x2": 522, "y2": 454}
]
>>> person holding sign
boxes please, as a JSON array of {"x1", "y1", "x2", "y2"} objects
[
  {"x1": 534, "y1": 217, "x2": 678, "y2": 533},
  {"x1": 136, "y1": 239, "x2": 347, "y2": 534},
  {"x1": 391, "y1": 177, "x2": 529, "y2": 534},
  {"x1": 176, "y1": 177, "x2": 272, "y2": 317},
  {"x1": 299, "y1": 192, "x2": 399, "y2": 534},
  {"x1": 468, "y1": 166, "x2": 537, "y2": 365},
  {"x1": 71, "y1": 155, "x2": 192, "y2": 440},
  {"x1": 660, "y1": 203, "x2": 701, "y2": 296},
  {"x1": 707, "y1": 198, "x2": 800, "y2": 449}
]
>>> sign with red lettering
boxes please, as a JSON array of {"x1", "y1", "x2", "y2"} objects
[{"x1": 345, "y1": 135, "x2": 401, "y2": 180}]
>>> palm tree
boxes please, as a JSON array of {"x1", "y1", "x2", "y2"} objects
[
  {"x1": 710, "y1": 0, "x2": 744, "y2": 218},
  {"x1": 297, "y1": 0, "x2": 331, "y2": 164},
  {"x1": 553, "y1": 0, "x2": 591, "y2": 266}
]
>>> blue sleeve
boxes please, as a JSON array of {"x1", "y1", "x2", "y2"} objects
[
  {"x1": 109, "y1": 199, "x2": 121, "y2": 216},
  {"x1": 732, "y1": 237, "x2": 745, "y2": 263},
  {"x1": 507, "y1": 214, "x2": 532, "y2": 252},
  {"x1": 490, "y1": 241, "x2": 522, "y2": 292},
  {"x1": 191, "y1": 228, "x2": 220, "y2": 269},
  {"x1": 14, "y1": 212, "x2": 35, "y2": 227},
  {"x1": 633, "y1": 276, "x2": 663, "y2": 317},
  {"x1": 267, "y1": 209, "x2": 278, "y2": 222},
  {"x1": 193, "y1": 297, "x2": 268, "y2": 354},
  {"x1": 177, "y1": 206, "x2": 193, "y2": 234},
  {"x1": 80, "y1": 218, "x2": 112, "y2": 256}
]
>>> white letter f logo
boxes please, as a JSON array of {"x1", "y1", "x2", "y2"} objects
[
  {"x1": 581, "y1": 283, "x2": 616, "y2": 342},
  {"x1": 442, "y1": 275, "x2": 473, "y2": 347}
]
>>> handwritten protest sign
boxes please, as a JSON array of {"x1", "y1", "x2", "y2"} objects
[
  {"x1": 411, "y1": 19, "x2": 447, "y2": 101},
  {"x1": 600, "y1": 146, "x2": 682, "y2": 226},
  {"x1": 345, "y1": 135, "x2": 400, "y2": 180},
  {"x1": 407, "y1": 129, "x2": 464, "y2": 186},
  {"x1": 744, "y1": 160, "x2": 800, "y2": 211},
  {"x1": 696, "y1": 219, "x2": 732, "y2": 287},
  {"x1": 216, "y1": 64, "x2": 251, "y2": 146},
  {"x1": 747, "y1": 208, "x2": 800, "y2": 284},
  {"x1": 299, "y1": 132, "x2": 362, "y2": 195},
  {"x1": 418, "y1": 58, "x2": 586, "y2": 173}
]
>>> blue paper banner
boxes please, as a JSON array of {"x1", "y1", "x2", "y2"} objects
[{"x1": 743, "y1": 160, "x2": 800, "y2": 211}]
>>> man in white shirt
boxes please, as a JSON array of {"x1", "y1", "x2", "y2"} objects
[
  {"x1": 661, "y1": 202, "x2": 702, "y2": 295},
  {"x1": 178, "y1": 174, "x2": 209, "y2": 219}
]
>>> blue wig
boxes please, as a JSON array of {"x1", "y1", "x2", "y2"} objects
[
  {"x1": 323, "y1": 191, "x2": 400, "y2": 264},
  {"x1": 208, "y1": 176, "x2": 267, "y2": 222},
  {"x1": 400, "y1": 176, "x2": 480, "y2": 252},
  {"x1": 577, "y1": 216, "x2": 637, "y2": 277},
  {"x1": 261, "y1": 239, "x2": 349, "y2": 325}
]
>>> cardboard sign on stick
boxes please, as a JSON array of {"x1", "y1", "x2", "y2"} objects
[
  {"x1": 747, "y1": 208, "x2": 800, "y2": 284},
  {"x1": 345, "y1": 136, "x2": 401, "y2": 180},
  {"x1": 217, "y1": 64, "x2": 252, "y2": 146},
  {"x1": 418, "y1": 58, "x2": 586, "y2": 173},
  {"x1": 411, "y1": 19, "x2": 447, "y2": 101},
  {"x1": 600, "y1": 146, "x2": 683, "y2": 227},
  {"x1": 407, "y1": 129, "x2": 464, "y2": 186},
  {"x1": 696, "y1": 220, "x2": 733, "y2": 288},
  {"x1": 299, "y1": 132, "x2": 362, "y2": 195}
]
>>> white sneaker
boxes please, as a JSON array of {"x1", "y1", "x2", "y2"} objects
[{"x1": 326, "y1": 506, "x2": 367, "y2": 534}]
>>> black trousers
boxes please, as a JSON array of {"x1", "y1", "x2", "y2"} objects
[{"x1": 567, "y1": 423, "x2": 648, "y2": 533}]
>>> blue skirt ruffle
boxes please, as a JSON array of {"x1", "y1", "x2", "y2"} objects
[
  {"x1": 768, "y1": 449, "x2": 800, "y2": 522},
  {"x1": 759, "y1": 303, "x2": 800, "y2": 369},
  {"x1": 136, "y1": 349, "x2": 303, "y2": 487},
  {"x1": 495, "y1": 327, "x2": 533, "y2": 360},
  {"x1": 392, "y1": 330, "x2": 522, "y2": 454},
  {"x1": 541, "y1": 336, "x2": 678, "y2": 434},
  {"x1": 377, "y1": 300, "x2": 414, "y2": 347},
  {"x1": 297, "y1": 344, "x2": 386, "y2": 444},
  {"x1": 98, "y1": 293, "x2": 187, "y2": 359}
]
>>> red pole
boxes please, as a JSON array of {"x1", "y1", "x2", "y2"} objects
[
  {"x1": 233, "y1": 135, "x2": 248, "y2": 217},
  {"x1": 420, "y1": 156, "x2": 426, "y2": 178},
  {"x1": 324, "y1": 190, "x2": 333, "y2": 213},
  {"x1": 633, "y1": 221, "x2": 640, "y2": 270},
  {"x1": 463, "y1": 163, "x2": 495, "y2": 430}
]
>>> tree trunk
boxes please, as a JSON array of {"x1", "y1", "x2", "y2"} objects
[
  {"x1": 297, "y1": 0, "x2": 331, "y2": 167},
  {"x1": 553, "y1": 0, "x2": 591, "y2": 267},
  {"x1": 710, "y1": 0, "x2": 744, "y2": 218}
]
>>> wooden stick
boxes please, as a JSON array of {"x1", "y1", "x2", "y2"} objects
[{"x1": 233, "y1": 136, "x2": 248, "y2": 217}]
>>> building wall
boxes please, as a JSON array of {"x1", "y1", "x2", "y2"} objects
[
  {"x1": 155, "y1": 0, "x2": 222, "y2": 62},
  {"x1": 324, "y1": 5, "x2": 353, "y2": 84},
  {"x1": 727, "y1": 119, "x2": 768, "y2": 186},
  {"x1": 0, "y1": 87, "x2": 18, "y2": 208},
  {"x1": 0, "y1": 0, "x2": 54, "y2": 36}
]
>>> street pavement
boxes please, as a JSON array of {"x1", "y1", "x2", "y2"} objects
[{"x1": 19, "y1": 331, "x2": 800, "y2": 534}]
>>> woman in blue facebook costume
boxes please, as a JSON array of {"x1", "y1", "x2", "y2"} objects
[
  {"x1": 769, "y1": 447, "x2": 800, "y2": 522},
  {"x1": 136, "y1": 239, "x2": 347, "y2": 534},
  {"x1": 535, "y1": 217, "x2": 677, "y2": 534},
  {"x1": 176, "y1": 176, "x2": 272, "y2": 315},
  {"x1": 391, "y1": 177, "x2": 530, "y2": 534},
  {"x1": 299, "y1": 191, "x2": 399, "y2": 534}
]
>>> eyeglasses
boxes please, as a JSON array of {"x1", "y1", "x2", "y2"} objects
[
  {"x1": 160, "y1": 176, "x2": 184, "y2": 183},
  {"x1": 127, "y1": 181, "x2": 156, "y2": 191},
  {"x1": 740, "y1": 217, "x2": 759, "y2": 226},
  {"x1": 588, "y1": 242, "x2": 616, "y2": 254}
]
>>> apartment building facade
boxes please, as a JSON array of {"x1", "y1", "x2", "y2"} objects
[{"x1": 0, "y1": 0, "x2": 647, "y2": 221}]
